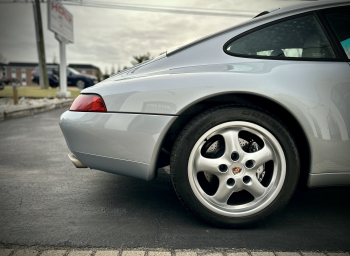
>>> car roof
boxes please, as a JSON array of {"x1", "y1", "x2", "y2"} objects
[
  {"x1": 168, "y1": 0, "x2": 350, "y2": 56},
  {"x1": 254, "y1": 0, "x2": 350, "y2": 22},
  {"x1": 268, "y1": 0, "x2": 349, "y2": 17}
]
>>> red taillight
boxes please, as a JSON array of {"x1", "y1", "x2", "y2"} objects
[{"x1": 70, "y1": 94, "x2": 107, "y2": 112}]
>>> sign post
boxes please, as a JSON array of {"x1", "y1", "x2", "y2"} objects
[
  {"x1": 56, "y1": 34, "x2": 68, "y2": 98},
  {"x1": 12, "y1": 82, "x2": 18, "y2": 105},
  {"x1": 48, "y1": 0, "x2": 74, "y2": 98}
]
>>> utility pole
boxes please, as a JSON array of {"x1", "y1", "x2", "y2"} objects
[{"x1": 33, "y1": 0, "x2": 49, "y2": 89}]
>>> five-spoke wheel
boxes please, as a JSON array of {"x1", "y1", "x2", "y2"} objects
[
  {"x1": 189, "y1": 122, "x2": 285, "y2": 217},
  {"x1": 170, "y1": 106, "x2": 299, "y2": 228}
]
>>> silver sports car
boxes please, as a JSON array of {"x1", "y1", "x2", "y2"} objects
[{"x1": 60, "y1": 0, "x2": 350, "y2": 228}]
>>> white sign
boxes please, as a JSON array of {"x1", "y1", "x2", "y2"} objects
[{"x1": 48, "y1": 1, "x2": 74, "y2": 43}]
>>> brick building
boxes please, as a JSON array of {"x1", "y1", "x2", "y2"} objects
[
  {"x1": 5, "y1": 62, "x2": 38, "y2": 86},
  {"x1": 3, "y1": 62, "x2": 102, "y2": 86}
]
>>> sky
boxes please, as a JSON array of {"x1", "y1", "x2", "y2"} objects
[{"x1": 0, "y1": 0, "x2": 301, "y2": 75}]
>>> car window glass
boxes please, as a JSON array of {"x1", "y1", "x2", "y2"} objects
[
  {"x1": 325, "y1": 10, "x2": 350, "y2": 59},
  {"x1": 67, "y1": 67, "x2": 81, "y2": 75},
  {"x1": 225, "y1": 15, "x2": 336, "y2": 59}
]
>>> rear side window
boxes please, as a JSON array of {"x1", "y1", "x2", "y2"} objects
[
  {"x1": 225, "y1": 15, "x2": 336, "y2": 59},
  {"x1": 325, "y1": 10, "x2": 350, "y2": 59}
]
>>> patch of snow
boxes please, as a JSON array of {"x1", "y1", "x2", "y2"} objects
[{"x1": 0, "y1": 97, "x2": 72, "y2": 112}]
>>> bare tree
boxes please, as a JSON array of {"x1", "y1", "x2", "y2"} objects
[
  {"x1": 115, "y1": 53, "x2": 152, "y2": 74},
  {"x1": 0, "y1": 53, "x2": 6, "y2": 63},
  {"x1": 103, "y1": 66, "x2": 109, "y2": 80},
  {"x1": 131, "y1": 52, "x2": 151, "y2": 66}
]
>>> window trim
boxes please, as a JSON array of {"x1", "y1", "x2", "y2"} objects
[
  {"x1": 223, "y1": 11, "x2": 344, "y2": 62},
  {"x1": 317, "y1": 6, "x2": 350, "y2": 61}
]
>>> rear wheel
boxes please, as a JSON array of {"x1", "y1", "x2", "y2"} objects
[
  {"x1": 76, "y1": 80, "x2": 85, "y2": 89},
  {"x1": 170, "y1": 105, "x2": 299, "y2": 228}
]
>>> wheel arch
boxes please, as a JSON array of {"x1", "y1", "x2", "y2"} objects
[{"x1": 154, "y1": 92, "x2": 311, "y2": 190}]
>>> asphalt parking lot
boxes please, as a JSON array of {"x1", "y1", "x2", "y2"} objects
[{"x1": 0, "y1": 108, "x2": 350, "y2": 251}]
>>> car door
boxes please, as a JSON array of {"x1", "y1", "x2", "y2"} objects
[{"x1": 314, "y1": 7, "x2": 350, "y2": 183}]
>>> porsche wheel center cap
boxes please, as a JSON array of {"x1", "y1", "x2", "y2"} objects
[{"x1": 232, "y1": 166, "x2": 242, "y2": 175}]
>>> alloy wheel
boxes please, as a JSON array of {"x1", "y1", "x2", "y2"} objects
[{"x1": 188, "y1": 121, "x2": 286, "y2": 217}]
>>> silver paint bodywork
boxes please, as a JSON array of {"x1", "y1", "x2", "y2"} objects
[
  {"x1": 60, "y1": 111, "x2": 175, "y2": 180},
  {"x1": 60, "y1": 0, "x2": 350, "y2": 186}
]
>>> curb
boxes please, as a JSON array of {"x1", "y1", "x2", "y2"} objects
[
  {"x1": 0, "y1": 247, "x2": 349, "y2": 256},
  {"x1": 0, "y1": 99, "x2": 74, "y2": 121}
]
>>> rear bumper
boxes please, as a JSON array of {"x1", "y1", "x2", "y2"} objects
[{"x1": 59, "y1": 111, "x2": 175, "y2": 180}]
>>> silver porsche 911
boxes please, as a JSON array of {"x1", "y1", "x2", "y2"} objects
[{"x1": 60, "y1": 0, "x2": 350, "y2": 228}]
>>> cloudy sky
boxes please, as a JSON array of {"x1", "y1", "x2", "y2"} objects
[{"x1": 0, "y1": 0, "x2": 300, "y2": 74}]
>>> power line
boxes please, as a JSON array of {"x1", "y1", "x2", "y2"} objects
[
  {"x1": 66, "y1": 0, "x2": 258, "y2": 14},
  {"x1": 62, "y1": 1, "x2": 255, "y2": 18},
  {"x1": 62, "y1": 1, "x2": 253, "y2": 18},
  {"x1": 1, "y1": 0, "x2": 255, "y2": 18}
]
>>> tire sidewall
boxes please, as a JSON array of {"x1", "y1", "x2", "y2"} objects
[
  {"x1": 171, "y1": 106, "x2": 300, "y2": 228},
  {"x1": 76, "y1": 80, "x2": 85, "y2": 89}
]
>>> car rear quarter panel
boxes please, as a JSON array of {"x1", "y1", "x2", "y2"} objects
[{"x1": 84, "y1": 60, "x2": 350, "y2": 185}]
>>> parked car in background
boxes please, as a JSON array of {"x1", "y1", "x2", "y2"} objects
[
  {"x1": 31, "y1": 65, "x2": 59, "y2": 87},
  {"x1": 0, "y1": 77, "x2": 20, "y2": 88},
  {"x1": 31, "y1": 66, "x2": 98, "y2": 89},
  {"x1": 60, "y1": 0, "x2": 350, "y2": 228}
]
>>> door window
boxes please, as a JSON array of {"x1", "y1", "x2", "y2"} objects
[
  {"x1": 225, "y1": 15, "x2": 336, "y2": 59},
  {"x1": 325, "y1": 10, "x2": 350, "y2": 59}
]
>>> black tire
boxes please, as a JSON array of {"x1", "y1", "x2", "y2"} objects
[
  {"x1": 76, "y1": 80, "x2": 85, "y2": 89},
  {"x1": 170, "y1": 105, "x2": 300, "y2": 228}
]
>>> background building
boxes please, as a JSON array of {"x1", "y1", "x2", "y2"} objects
[
  {"x1": 2, "y1": 62, "x2": 102, "y2": 86},
  {"x1": 5, "y1": 62, "x2": 37, "y2": 86}
]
